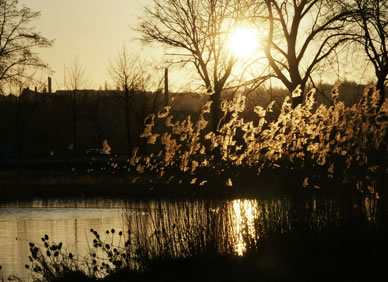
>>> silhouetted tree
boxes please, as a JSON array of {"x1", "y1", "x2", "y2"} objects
[
  {"x1": 0, "y1": 0, "x2": 53, "y2": 89},
  {"x1": 132, "y1": 66, "x2": 167, "y2": 154},
  {"x1": 109, "y1": 47, "x2": 144, "y2": 155},
  {"x1": 9, "y1": 67, "x2": 46, "y2": 156},
  {"x1": 66, "y1": 57, "x2": 89, "y2": 155},
  {"x1": 109, "y1": 48, "x2": 166, "y2": 154},
  {"x1": 352, "y1": 0, "x2": 388, "y2": 108},
  {"x1": 262, "y1": 0, "x2": 353, "y2": 107},
  {"x1": 81, "y1": 91, "x2": 115, "y2": 150},
  {"x1": 138, "y1": 0, "x2": 255, "y2": 131}
]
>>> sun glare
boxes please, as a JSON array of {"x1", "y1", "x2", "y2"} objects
[{"x1": 227, "y1": 26, "x2": 259, "y2": 58}]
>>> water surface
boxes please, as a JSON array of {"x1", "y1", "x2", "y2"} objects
[
  {"x1": 0, "y1": 199, "x2": 126, "y2": 281},
  {"x1": 0, "y1": 196, "x2": 376, "y2": 281}
]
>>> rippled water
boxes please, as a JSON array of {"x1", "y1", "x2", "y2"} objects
[
  {"x1": 0, "y1": 199, "x2": 126, "y2": 281},
  {"x1": 0, "y1": 196, "x2": 377, "y2": 281}
]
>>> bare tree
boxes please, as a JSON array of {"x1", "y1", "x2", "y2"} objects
[
  {"x1": 352, "y1": 0, "x2": 388, "y2": 108},
  {"x1": 109, "y1": 47, "x2": 144, "y2": 154},
  {"x1": 0, "y1": 0, "x2": 53, "y2": 88},
  {"x1": 262, "y1": 0, "x2": 353, "y2": 107},
  {"x1": 66, "y1": 56, "x2": 89, "y2": 155},
  {"x1": 109, "y1": 47, "x2": 167, "y2": 154},
  {"x1": 138, "y1": 0, "x2": 257, "y2": 131},
  {"x1": 85, "y1": 91, "x2": 115, "y2": 150}
]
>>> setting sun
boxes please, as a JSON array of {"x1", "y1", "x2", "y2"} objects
[{"x1": 227, "y1": 26, "x2": 259, "y2": 58}]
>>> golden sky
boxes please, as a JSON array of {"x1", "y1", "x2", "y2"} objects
[
  {"x1": 19, "y1": 0, "x2": 151, "y2": 90},
  {"x1": 18, "y1": 0, "x2": 373, "y2": 92}
]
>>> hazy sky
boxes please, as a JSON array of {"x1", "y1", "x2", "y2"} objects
[
  {"x1": 19, "y1": 0, "x2": 153, "y2": 90},
  {"x1": 18, "y1": 0, "x2": 372, "y2": 92}
]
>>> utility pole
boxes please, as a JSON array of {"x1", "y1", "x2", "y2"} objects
[
  {"x1": 73, "y1": 88, "x2": 77, "y2": 156},
  {"x1": 64, "y1": 64, "x2": 66, "y2": 90},
  {"x1": 48, "y1": 76, "x2": 52, "y2": 94},
  {"x1": 164, "y1": 68, "x2": 169, "y2": 106}
]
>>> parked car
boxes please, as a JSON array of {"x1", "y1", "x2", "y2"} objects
[{"x1": 86, "y1": 149, "x2": 110, "y2": 155}]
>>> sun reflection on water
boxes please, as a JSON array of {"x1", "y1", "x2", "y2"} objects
[{"x1": 231, "y1": 199, "x2": 259, "y2": 255}]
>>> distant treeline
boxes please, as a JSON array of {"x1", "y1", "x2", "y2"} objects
[{"x1": 0, "y1": 82, "x2": 377, "y2": 157}]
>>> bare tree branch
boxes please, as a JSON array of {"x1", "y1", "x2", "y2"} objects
[
  {"x1": 137, "y1": 0, "x2": 260, "y2": 131},
  {"x1": 0, "y1": 0, "x2": 53, "y2": 89},
  {"x1": 262, "y1": 0, "x2": 353, "y2": 107}
]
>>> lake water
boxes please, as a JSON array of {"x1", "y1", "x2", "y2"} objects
[
  {"x1": 0, "y1": 199, "x2": 129, "y2": 281},
  {"x1": 0, "y1": 196, "x2": 377, "y2": 281},
  {"x1": 0, "y1": 198, "x2": 260, "y2": 281}
]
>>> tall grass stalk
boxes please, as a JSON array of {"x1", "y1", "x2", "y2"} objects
[{"x1": 134, "y1": 85, "x2": 387, "y2": 195}]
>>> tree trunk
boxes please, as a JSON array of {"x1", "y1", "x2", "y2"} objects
[
  {"x1": 72, "y1": 90, "x2": 77, "y2": 155},
  {"x1": 210, "y1": 89, "x2": 221, "y2": 132},
  {"x1": 125, "y1": 87, "x2": 132, "y2": 155},
  {"x1": 164, "y1": 68, "x2": 169, "y2": 107},
  {"x1": 290, "y1": 82, "x2": 305, "y2": 108},
  {"x1": 292, "y1": 94, "x2": 304, "y2": 108},
  {"x1": 376, "y1": 75, "x2": 386, "y2": 110},
  {"x1": 16, "y1": 129, "x2": 24, "y2": 157},
  {"x1": 15, "y1": 100, "x2": 23, "y2": 157}
]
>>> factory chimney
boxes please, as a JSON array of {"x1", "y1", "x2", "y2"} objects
[{"x1": 48, "y1": 76, "x2": 52, "y2": 94}]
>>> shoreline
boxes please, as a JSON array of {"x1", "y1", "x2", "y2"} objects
[{"x1": 0, "y1": 166, "x2": 384, "y2": 202}]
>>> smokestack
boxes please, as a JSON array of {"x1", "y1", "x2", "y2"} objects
[
  {"x1": 164, "y1": 68, "x2": 169, "y2": 106},
  {"x1": 48, "y1": 76, "x2": 52, "y2": 94}
]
